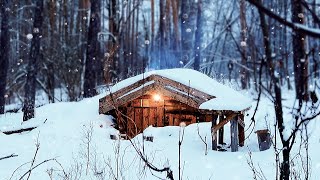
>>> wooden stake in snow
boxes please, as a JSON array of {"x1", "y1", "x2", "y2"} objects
[{"x1": 230, "y1": 116, "x2": 239, "y2": 152}]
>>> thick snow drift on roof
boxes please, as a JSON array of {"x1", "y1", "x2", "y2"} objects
[{"x1": 107, "y1": 68, "x2": 252, "y2": 111}]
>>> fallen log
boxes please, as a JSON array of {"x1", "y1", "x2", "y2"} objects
[{"x1": 2, "y1": 127, "x2": 37, "y2": 135}]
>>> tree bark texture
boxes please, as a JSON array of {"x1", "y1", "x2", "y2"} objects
[
  {"x1": 0, "y1": 0, "x2": 10, "y2": 114},
  {"x1": 23, "y1": 0, "x2": 44, "y2": 121},
  {"x1": 83, "y1": 0, "x2": 101, "y2": 98}
]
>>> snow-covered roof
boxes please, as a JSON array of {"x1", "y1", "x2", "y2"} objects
[{"x1": 106, "y1": 68, "x2": 252, "y2": 111}]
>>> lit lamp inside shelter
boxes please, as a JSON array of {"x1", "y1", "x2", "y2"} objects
[{"x1": 153, "y1": 94, "x2": 161, "y2": 102}]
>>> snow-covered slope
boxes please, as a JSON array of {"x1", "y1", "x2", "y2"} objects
[{"x1": 0, "y1": 89, "x2": 320, "y2": 180}]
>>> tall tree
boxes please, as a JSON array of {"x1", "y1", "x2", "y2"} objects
[
  {"x1": 180, "y1": 0, "x2": 194, "y2": 66},
  {"x1": 23, "y1": 0, "x2": 44, "y2": 121},
  {"x1": 83, "y1": 0, "x2": 101, "y2": 98},
  {"x1": 193, "y1": 0, "x2": 203, "y2": 71},
  {"x1": 159, "y1": 0, "x2": 166, "y2": 69},
  {"x1": 239, "y1": 0, "x2": 248, "y2": 89},
  {"x1": 0, "y1": 0, "x2": 10, "y2": 114},
  {"x1": 291, "y1": 0, "x2": 308, "y2": 100}
]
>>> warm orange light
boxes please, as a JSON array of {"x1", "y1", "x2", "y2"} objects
[{"x1": 153, "y1": 94, "x2": 161, "y2": 102}]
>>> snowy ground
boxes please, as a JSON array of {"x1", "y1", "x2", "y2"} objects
[{"x1": 1, "y1": 89, "x2": 320, "y2": 180}]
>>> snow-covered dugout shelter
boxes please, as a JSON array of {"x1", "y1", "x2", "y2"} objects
[{"x1": 99, "y1": 68, "x2": 251, "y2": 151}]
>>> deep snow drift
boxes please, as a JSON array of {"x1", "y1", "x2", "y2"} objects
[{"x1": 0, "y1": 89, "x2": 320, "y2": 180}]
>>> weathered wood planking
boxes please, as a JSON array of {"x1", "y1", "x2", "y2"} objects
[
  {"x1": 152, "y1": 75, "x2": 215, "y2": 101},
  {"x1": 157, "y1": 107, "x2": 164, "y2": 127},
  {"x1": 143, "y1": 108, "x2": 149, "y2": 130},
  {"x1": 99, "y1": 75, "x2": 248, "y2": 151},
  {"x1": 238, "y1": 114, "x2": 245, "y2": 146},
  {"x1": 211, "y1": 114, "x2": 218, "y2": 150},
  {"x1": 230, "y1": 116, "x2": 239, "y2": 152},
  {"x1": 99, "y1": 74, "x2": 217, "y2": 114},
  {"x1": 213, "y1": 113, "x2": 237, "y2": 132},
  {"x1": 127, "y1": 106, "x2": 135, "y2": 138},
  {"x1": 218, "y1": 114, "x2": 224, "y2": 145}
]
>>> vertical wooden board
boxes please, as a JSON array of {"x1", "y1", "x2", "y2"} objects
[
  {"x1": 211, "y1": 114, "x2": 218, "y2": 150},
  {"x1": 174, "y1": 115, "x2": 180, "y2": 126},
  {"x1": 135, "y1": 108, "x2": 143, "y2": 134},
  {"x1": 191, "y1": 115, "x2": 196, "y2": 124},
  {"x1": 149, "y1": 108, "x2": 157, "y2": 127},
  {"x1": 168, "y1": 114, "x2": 174, "y2": 126},
  {"x1": 143, "y1": 108, "x2": 150, "y2": 130},
  {"x1": 230, "y1": 116, "x2": 239, "y2": 152},
  {"x1": 238, "y1": 114, "x2": 245, "y2": 146},
  {"x1": 157, "y1": 107, "x2": 164, "y2": 127},
  {"x1": 127, "y1": 107, "x2": 135, "y2": 138},
  {"x1": 218, "y1": 115, "x2": 224, "y2": 145}
]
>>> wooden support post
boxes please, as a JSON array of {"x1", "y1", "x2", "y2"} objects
[
  {"x1": 218, "y1": 114, "x2": 224, "y2": 144},
  {"x1": 230, "y1": 115, "x2": 239, "y2": 152},
  {"x1": 238, "y1": 114, "x2": 245, "y2": 146},
  {"x1": 211, "y1": 114, "x2": 218, "y2": 150}
]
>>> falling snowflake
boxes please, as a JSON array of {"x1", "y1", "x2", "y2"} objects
[
  {"x1": 240, "y1": 41, "x2": 246, "y2": 47},
  {"x1": 26, "y1": 34, "x2": 33, "y2": 40},
  {"x1": 186, "y1": 28, "x2": 192, "y2": 33},
  {"x1": 33, "y1": 28, "x2": 39, "y2": 33},
  {"x1": 298, "y1": 13, "x2": 304, "y2": 18},
  {"x1": 144, "y1": 40, "x2": 150, "y2": 45}
]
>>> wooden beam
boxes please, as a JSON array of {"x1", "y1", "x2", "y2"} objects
[
  {"x1": 158, "y1": 85, "x2": 200, "y2": 109},
  {"x1": 2, "y1": 127, "x2": 37, "y2": 135},
  {"x1": 238, "y1": 118, "x2": 245, "y2": 128},
  {"x1": 213, "y1": 113, "x2": 237, "y2": 132},
  {"x1": 153, "y1": 75, "x2": 215, "y2": 101},
  {"x1": 218, "y1": 114, "x2": 224, "y2": 144},
  {"x1": 115, "y1": 83, "x2": 156, "y2": 108},
  {"x1": 238, "y1": 114, "x2": 245, "y2": 146},
  {"x1": 211, "y1": 114, "x2": 218, "y2": 150},
  {"x1": 99, "y1": 75, "x2": 156, "y2": 114},
  {"x1": 110, "y1": 75, "x2": 155, "y2": 100},
  {"x1": 230, "y1": 116, "x2": 239, "y2": 152}
]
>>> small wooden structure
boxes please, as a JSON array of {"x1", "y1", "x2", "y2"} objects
[
  {"x1": 255, "y1": 129, "x2": 271, "y2": 151},
  {"x1": 99, "y1": 69, "x2": 251, "y2": 151}
]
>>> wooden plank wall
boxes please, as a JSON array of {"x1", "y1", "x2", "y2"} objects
[
  {"x1": 230, "y1": 116, "x2": 239, "y2": 152},
  {"x1": 119, "y1": 95, "x2": 242, "y2": 140}
]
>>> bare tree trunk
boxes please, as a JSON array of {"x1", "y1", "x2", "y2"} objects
[
  {"x1": 171, "y1": 0, "x2": 180, "y2": 51},
  {"x1": 83, "y1": 0, "x2": 101, "y2": 98},
  {"x1": 150, "y1": 0, "x2": 155, "y2": 63},
  {"x1": 23, "y1": 0, "x2": 44, "y2": 121},
  {"x1": 240, "y1": 0, "x2": 248, "y2": 89},
  {"x1": 257, "y1": 2, "x2": 288, "y2": 179},
  {"x1": 180, "y1": 0, "x2": 194, "y2": 65},
  {"x1": 291, "y1": 0, "x2": 308, "y2": 100},
  {"x1": 159, "y1": 0, "x2": 166, "y2": 69},
  {"x1": 0, "y1": 0, "x2": 10, "y2": 114},
  {"x1": 47, "y1": 0, "x2": 56, "y2": 103},
  {"x1": 193, "y1": 0, "x2": 202, "y2": 71}
]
